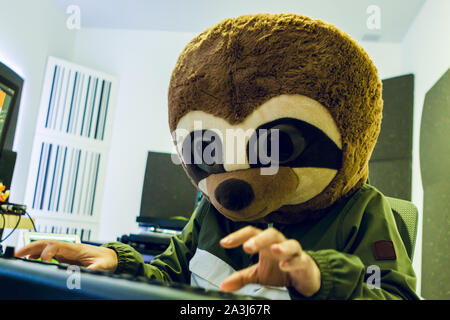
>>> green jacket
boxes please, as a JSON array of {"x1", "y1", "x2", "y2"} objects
[{"x1": 103, "y1": 184, "x2": 419, "y2": 300}]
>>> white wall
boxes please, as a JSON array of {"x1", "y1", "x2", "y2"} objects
[
  {"x1": 71, "y1": 29, "x2": 197, "y2": 241},
  {"x1": 0, "y1": 0, "x2": 76, "y2": 204},
  {"x1": 0, "y1": 0, "x2": 76, "y2": 246},
  {"x1": 360, "y1": 42, "x2": 404, "y2": 80},
  {"x1": 400, "y1": 0, "x2": 450, "y2": 296}
]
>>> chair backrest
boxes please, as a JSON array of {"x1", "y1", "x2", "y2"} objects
[{"x1": 385, "y1": 197, "x2": 419, "y2": 261}]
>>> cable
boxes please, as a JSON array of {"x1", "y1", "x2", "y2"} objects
[
  {"x1": 0, "y1": 214, "x2": 21, "y2": 243},
  {"x1": 0, "y1": 213, "x2": 5, "y2": 241},
  {"x1": 25, "y1": 211, "x2": 37, "y2": 232},
  {"x1": 0, "y1": 213, "x2": 5, "y2": 230}
]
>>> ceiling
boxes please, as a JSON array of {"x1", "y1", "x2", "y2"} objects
[{"x1": 53, "y1": 0, "x2": 426, "y2": 42}]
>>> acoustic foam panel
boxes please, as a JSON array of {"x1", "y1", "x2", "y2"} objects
[
  {"x1": 420, "y1": 68, "x2": 450, "y2": 300},
  {"x1": 369, "y1": 74, "x2": 414, "y2": 201},
  {"x1": 369, "y1": 158, "x2": 412, "y2": 201}
]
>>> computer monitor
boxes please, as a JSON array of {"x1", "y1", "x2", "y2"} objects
[
  {"x1": 138, "y1": 151, "x2": 199, "y2": 229},
  {"x1": 0, "y1": 61, "x2": 23, "y2": 156},
  {"x1": 0, "y1": 82, "x2": 14, "y2": 143}
]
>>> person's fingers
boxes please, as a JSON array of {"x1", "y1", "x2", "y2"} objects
[
  {"x1": 242, "y1": 227, "x2": 286, "y2": 254},
  {"x1": 14, "y1": 240, "x2": 49, "y2": 257},
  {"x1": 220, "y1": 226, "x2": 262, "y2": 248},
  {"x1": 220, "y1": 265, "x2": 258, "y2": 292},
  {"x1": 86, "y1": 263, "x2": 102, "y2": 270},
  {"x1": 278, "y1": 254, "x2": 304, "y2": 272},
  {"x1": 40, "y1": 242, "x2": 59, "y2": 262},
  {"x1": 49, "y1": 242, "x2": 87, "y2": 265},
  {"x1": 15, "y1": 240, "x2": 81, "y2": 264},
  {"x1": 270, "y1": 239, "x2": 303, "y2": 261},
  {"x1": 14, "y1": 241, "x2": 114, "y2": 271},
  {"x1": 280, "y1": 252, "x2": 321, "y2": 297}
]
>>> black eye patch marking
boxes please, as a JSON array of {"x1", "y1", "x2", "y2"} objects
[
  {"x1": 181, "y1": 130, "x2": 225, "y2": 184},
  {"x1": 247, "y1": 118, "x2": 342, "y2": 170}
]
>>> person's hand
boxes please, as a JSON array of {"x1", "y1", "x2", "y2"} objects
[
  {"x1": 14, "y1": 240, "x2": 118, "y2": 273},
  {"x1": 219, "y1": 226, "x2": 321, "y2": 297}
]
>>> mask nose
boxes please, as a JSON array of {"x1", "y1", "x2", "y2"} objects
[{"x1": 214, "y1": 179, "x2": 254, "y2": 211}]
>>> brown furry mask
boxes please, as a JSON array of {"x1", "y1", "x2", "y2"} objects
[{"x1": 168, "y1": 13, "x2": 383, "y2": 224}]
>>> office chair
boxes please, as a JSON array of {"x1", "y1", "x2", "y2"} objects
[{"x1": 385, "y1": 197, "x2": 419, "y2": 262}]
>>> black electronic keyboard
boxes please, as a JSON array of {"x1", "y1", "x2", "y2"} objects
[{"x1": 0, "y1": 252, "x2": 261, "y2": 300}]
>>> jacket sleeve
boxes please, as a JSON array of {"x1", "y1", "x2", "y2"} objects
[
  {"x1": 289, "y1": 190, "x2": 420, "y2": 300},
  {"x1": 101, "y1": 203, "x2": 203, "y2": 284}
]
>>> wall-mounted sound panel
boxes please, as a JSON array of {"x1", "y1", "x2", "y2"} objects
[
  {"x1": 369, "y1": 74, "x2": 414, "y2": 201},
  {"x1": 31, "y1": 217, "x2": 98, "y2": 242},
  {"x1": 24, "y1": 57, "x2": 118, "y2": 241},
  {"x1": 369, "y1": 158, "x2": 412, "y2": 201},
  {"x1": 31, "y1": 141, "x2": 101, "y2": 217},
  {"x1": 43, "y1": 64, "x2": 112, "y2": 140},
  {"x1": 371, "y1": 74, "x2": 414, "y2": 161},
  {"x1": 420, "y1": 68, "x2": 450, "y2": 300}
]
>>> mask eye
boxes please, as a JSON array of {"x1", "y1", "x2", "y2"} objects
[
  {"x1": 248, "y1": 118, "x2": 342, "y2": 170},
  {"x1": 249, "y1": 124, "x2": 307, "y2": 166},
  {"x1": 182, "y1": 130, "x2": 224, "y2": 174},
  {"x1": 271, "y1": 124, "x2": 307, "y2": 164}
]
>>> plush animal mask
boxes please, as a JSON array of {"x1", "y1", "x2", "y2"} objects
[{"x1": 168, "y1": 13, "x2": 383, "y2": 224}]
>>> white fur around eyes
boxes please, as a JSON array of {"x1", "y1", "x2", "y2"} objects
[
  {"x1": 175, "y1": 94, "x2": 342, "y2": 173},
  {"x1": 198, "y1": 178, "x2": 208, "y2": 196},
  {"x1": 286, "y1": 167, "x2": 338, "y2": 204}
]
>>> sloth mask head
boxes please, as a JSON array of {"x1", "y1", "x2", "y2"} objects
[{"x1": 168, "y1": 13, "x2": 383, "y2": 224}]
